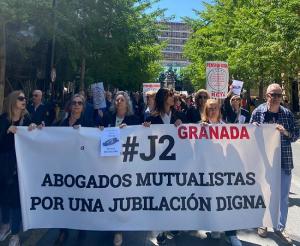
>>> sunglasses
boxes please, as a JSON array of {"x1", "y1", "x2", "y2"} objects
[
  {"x1": 231, "y1": 98, "x2": 241, "y2": 102},
  {"x1": 17, "y1": 96, "x2": 26, "y2": 101},
  {"x1": 199, "y1": 96, "x2": 207, "y2": 99},
  {"x1": 268, "y1": 93, "x2": 282, "y2": 98},
  {"x1": 72, "y1": 101, "x2": 83, "y2": 106}
]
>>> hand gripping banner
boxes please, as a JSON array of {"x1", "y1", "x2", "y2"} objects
[{"x1": 15, "y1": 124, "x2": 281, "y2": 231}]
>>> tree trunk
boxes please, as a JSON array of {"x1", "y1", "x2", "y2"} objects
[
  {"x1": 0, "y1": 22, "x2": 6, "y2": 113},
  {"x1": 258, "y1": 77, "x2": 264, "y2": 103},
  {"x1": 80, "y1": 57, "x2": 86, "y2": 90}
]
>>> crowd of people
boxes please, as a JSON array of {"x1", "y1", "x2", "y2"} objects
[{"x1": 0, "y1": 83, "x2": 298, "y2": 246}]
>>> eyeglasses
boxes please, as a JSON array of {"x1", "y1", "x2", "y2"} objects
[
  {"x1": 72, "y1": 101, "x2": 83, "y2": 106},
  {"x1": 17, "y1": 96, "x2": 26, "y2": 101},
  {"x1": 268, "y1": 93, "x2": 282, "y2": 98}
]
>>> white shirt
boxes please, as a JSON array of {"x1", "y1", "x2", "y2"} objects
[
  {"x1": 161, "y1": 111, "x2": 172, "y2": 124},
  {"x1": 115, "y1": 116, "x2": 124, "y2": 127}
]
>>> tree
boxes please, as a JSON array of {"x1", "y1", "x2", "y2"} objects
[{"x1": 184, "y1": 0, "x2": 300, "y2": 99}]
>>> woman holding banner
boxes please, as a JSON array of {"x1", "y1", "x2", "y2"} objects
[
  {"x1": 54, "y1": 93, "x2": 95, "y2": 245},
  {"x1": 98, "y1": 91, "x2": 138, "y2": 246},
  {"x1": 144, "y1": 88, "x2": 186, "y2": 245},
  {"x1": 201, "y1": 99, "x2": 242, "y2": 246},
  {"x1": 97, "y1": 91, "x2": 139, "y2": 128},
  {"x1": 0, "y1": 91, "x2": 38, "y2": 246},
  {"x1": 145, "y1": 88, "x2": 186, "y2": 126}
]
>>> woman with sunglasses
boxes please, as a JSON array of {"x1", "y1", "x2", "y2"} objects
[
  {"x1": 222, "y1": 86, "x2": 250, "y2": 124},
  {"x1": 0, "y1": 91, "x2": 37, "y2": 246},
  {"x1": 186, "y1": 89, "x2": 210, "y2": 123},
  {"x1": 59, "y1": 94, "x2": 94, "y2": 127},
  {"x1": 201, "y1": 99, "x2": 242, "y2": 246},
  {"x1": 54, "y1": 94, "x2": 94, "y2": 245}
]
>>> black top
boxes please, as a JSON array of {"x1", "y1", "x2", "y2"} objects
[
  {"x1": 59, "y1": 114, "x2": 95, "y2": 127},
  {"x1": 222, "y1": 97, "x2": 250, "y2": 123},
  {"x1": 146, "y1": 110, "x2": 187, "y2": 125},
  {"x1": 27, "y1": 103, "x2": 49, "y2": 125},
  {"x1": 186, "y1": 106, "x2": 201, "y2": 123},
  {"x1": 0, "y1": 113, "x2": 31, "y2": 154},
  {"x1": 98, "y1": 112, "x2": 140, "y2": 127},
  {"x1": 264, "y1": 111, "x2": 279, "y2": 124}
]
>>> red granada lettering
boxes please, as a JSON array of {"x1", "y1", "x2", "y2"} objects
[
  {"x1": 230, "y1": 126, "x2": 239, "y2": 139},
  {"x1": 178, "y1": 126, "x2": 187, "y2": 139},
  {"x1": 189, "y1": 126, "x2": 198, "y2": 139},
  {"x1": 240, "y1": 126, "x2": 250, "y2": 139}
]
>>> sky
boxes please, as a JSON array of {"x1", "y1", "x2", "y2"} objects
[{"x1": 151, "y1": 0, "x2": 214, "y2": 21}]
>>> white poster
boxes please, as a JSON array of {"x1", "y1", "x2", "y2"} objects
[
  {"x1": 15, "y1": 125, "x2": 280, "y2": 232},
  {"x1": 232, "y1": 80, "x2": 244, "y2": 96},
  {"x1": 206, "y1": 61, "x2": 229, "y2": 98},
  {"x1": 91, "y1": 82, "x2": 106, "y2": 109},
  {"x1": 100, "y1": 128, "x2": 121, "y2": 156}
]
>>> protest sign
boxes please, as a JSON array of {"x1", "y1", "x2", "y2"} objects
[
  {"x1": 206, "y1": 61, "x2": 229, "y2": 98},
  {"x1": 232, "y1": 80, "x2": 244, "y2": 96},
  {"x1": 15, "y1": 125, "x2": 280, "y2": 231},
  {"x1": 91, "y1": 82, "x2": 106, "y2": 109}
]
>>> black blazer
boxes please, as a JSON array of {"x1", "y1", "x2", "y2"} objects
[
  {"x1": 99, "y1": 112, "x2": 140, "y2": 127},
  {"x1": 222, "y1": 97, "x2": 250, "y2": 123},
  {"x1": 146, "y1": 110, "x2": 187, "y2": 125},
  {"x1": 186, "y1": 106, "x2": 201, "y2": 123}
]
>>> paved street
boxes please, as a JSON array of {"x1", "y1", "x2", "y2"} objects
[{"x1": 1, "y1": 142, "x2": 300, "y2": 246}]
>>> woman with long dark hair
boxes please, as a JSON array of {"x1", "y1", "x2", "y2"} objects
[
  {"x1": 145, "y1": 88, "x2": 186, "y2": 125},
  {"x1": 0, "y1": 91, "x2": 37, "y2": 246}
]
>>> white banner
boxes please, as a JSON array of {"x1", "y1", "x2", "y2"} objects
[
  {"x1": 15, "y1": 125, "x2": 281, "y2": 231},
  {"x1": 206, "y1": 61, "x2": 229, "y2": 98}
]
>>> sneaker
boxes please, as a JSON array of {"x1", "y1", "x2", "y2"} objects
[
  {"x1": 8, "y1": 235, "x2": 20, "y2": 246},
  {"x1": 211, "y1": 231, "x2": 221, "y2": 239},
  {"x1": 257, "y1": 227, "x2": 268, "y2": 238},
  {"x1": 226, "y1": 235, "x2": 242, "y2": 246},
  {"x1": 165, "y1": 231, "x2": 179, "y2": 240},
  {"x1": 156, "y1": 232, "x2": 167, "y2": 245},
  {"x1": 274, "y1": 229, "x2": 293, "y2": 245},
  {"x1": 113, "y1": 233, "x2": 123, "y2": 246},
  {"x1": 0, "y1": 224, "x2": 11, "y2": 241}
]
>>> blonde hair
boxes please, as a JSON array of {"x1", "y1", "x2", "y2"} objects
[
  {"x1": 3, "y1": 90, "x2": 29, "y2": 123},
  {"x1": 201, "y1": 99, "x2": 221, "y2": 122},
  {"x1": 195, "y1": 89, "x2": 210, "y2": 109}
]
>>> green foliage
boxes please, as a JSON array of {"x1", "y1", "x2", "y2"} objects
[
  {"x1": 184, "y1": 0, "x2": 300, "y2": 91},
  {"x1": 1, "y1": 0, "x2": 164, "y2": 92}
]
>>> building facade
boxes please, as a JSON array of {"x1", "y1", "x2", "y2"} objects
[{"x1": 158, "y1": 21, "x2": 191, "y2": 73}]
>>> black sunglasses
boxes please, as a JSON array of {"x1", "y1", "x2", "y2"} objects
[
  {"x1": 268, "y1": 93, "x2": 282, "y2": 98},
  {"x1": 17, "y1": 96, "x2": 26, "y2": 101},
  {"x1": 72, "y1": 101, "x2": 83, "y2": 106}
]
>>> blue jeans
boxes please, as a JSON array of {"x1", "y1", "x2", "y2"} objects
[{"x1": 277, "y1": 170, "x2": 292, "y2": 230}]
